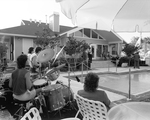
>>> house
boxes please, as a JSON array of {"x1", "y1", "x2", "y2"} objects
[{"x1": 0, "y1": 13, "x2": 124, "y2": 61}]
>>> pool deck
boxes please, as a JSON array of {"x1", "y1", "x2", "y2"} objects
[{"x1": 57, "y1": 66, "x2": 150, "y2": 103}]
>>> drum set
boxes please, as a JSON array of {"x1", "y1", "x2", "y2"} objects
[{"x1": 31, "y1": 48, "x2": 75, "y2": 113}]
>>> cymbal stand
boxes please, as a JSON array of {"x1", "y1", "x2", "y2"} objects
[
  {"x1": 39, "y1": 66, "x2": 42, "y2": 79},
  {"x1": 65, "y1": 62, "x2": 77, "y2": 111}
]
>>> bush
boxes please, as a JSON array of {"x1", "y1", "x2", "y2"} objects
[{"x1": 117, "y1": 57, "x2": 148, "y2": 67}]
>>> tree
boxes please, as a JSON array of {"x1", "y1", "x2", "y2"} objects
[
  {"x1": 0, "y1": 43, "x2": 8, "y2": 60},
  {"x1": 144, "y1": 37, "x2": 150, "y2": 44},
  {"x1": 123, "y1": 36, "x2": 142, "y2": 57},
  {"x1": 34, "y1": 28, "x2": 60, "y2": 48},
  {"x1": 120, "y1": 42, "x2": 140, "y2": 66},
  {"x1": 122, "y1": 44, "x2": 139, "y2": 57},
  {"x1": 130, "y1": 37, "x2": 139, "y2": 46},
  {"x1": 64, "y1": 37, "x2": 90, "y2": 70},
  {"x1": 64, "y1": 37, "x2": 89, "y2": 56}
]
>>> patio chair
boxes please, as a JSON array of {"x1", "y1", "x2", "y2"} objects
[
  {"x1": 20, "y1": 107, "x2": 41, "y2": 120},
  {"x1": 75, "y1": 94, "x2": 109, "y2": 120}
]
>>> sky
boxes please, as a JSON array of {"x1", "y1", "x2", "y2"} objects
[
  {"x1": 0, "y1": 0, "x2": 74, "y2": 29},
  {"x1": 0, "y1": 0, "x2": 149, "y2": 43}
]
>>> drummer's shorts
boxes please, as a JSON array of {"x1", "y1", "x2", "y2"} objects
[{"x1": 13, "y1": 89, "x2": 36, "y2": 101}]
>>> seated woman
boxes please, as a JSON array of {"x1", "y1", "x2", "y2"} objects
[
  {"x1": 9, "y1": 54, "x2": 43, "y2": 101},
  {"x1": 77, "y1": 72, "x2": 115, "y2": 111}
]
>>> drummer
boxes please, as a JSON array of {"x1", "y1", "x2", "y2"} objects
[
  {"x1": 30, "y1": 47, "x2": 42, "y2": 73},
  {"x1": 9, "y1": 54, "x2": 43, "y2": 101}
]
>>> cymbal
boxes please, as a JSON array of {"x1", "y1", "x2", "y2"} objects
[{"x1": 37, "y1": 49, "x2": 54, "y2": 63}]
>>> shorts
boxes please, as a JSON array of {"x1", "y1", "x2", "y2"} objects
[{"x1": 13, "y1": 89, "x2": 36, "y2": 101}]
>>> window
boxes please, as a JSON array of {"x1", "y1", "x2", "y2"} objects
[
  {"x1": 92, "y1": 31, "x2": 98, "y2": 39},
  {"x1": 84, "y1": 28, "x2": 90, "y2": 38},
  {"x1": 99, "y1": 35, "x2": 103, "y2": 39}
]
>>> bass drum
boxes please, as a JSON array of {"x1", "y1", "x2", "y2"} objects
[
  {"x1": 61, "y1": 84, "x2": 74, "y2": 104},
  {"x1": 42, "y1": 84, "x2": 65, "y2": 112}
]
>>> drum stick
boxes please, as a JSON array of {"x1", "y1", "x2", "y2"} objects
[{"x1": 52, "y1": 46, "x2": 65, "y2": 65}]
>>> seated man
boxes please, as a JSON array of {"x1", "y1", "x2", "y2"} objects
[
  {"x1": 77, "y1": 72, "x2": 115, "y2": 111},
  {"x1": 9, "y1": 54, "x2": 43, "y2": 101}
]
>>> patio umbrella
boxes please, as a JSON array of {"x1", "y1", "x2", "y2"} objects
[
  {"x1": 56, "y1": 0, "x2": 127, "y2": 31},
  {"x1": 113, "y1": 0, "x2": 150, "y2": 32},
  {"x1": 56, "y1": 0, "x2": 150, "y2": 32}
]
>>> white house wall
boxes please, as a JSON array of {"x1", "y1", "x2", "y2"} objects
[
  {"x1": 14, "y1": 37, "x2": 22, "y2": 61},
  {"x1": 22, "y1": 38, "x2": 33, "y2": 54}
]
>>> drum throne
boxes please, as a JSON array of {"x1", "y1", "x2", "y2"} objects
[{"x1": 13, "y1": 99, "x2": 33, "y2": 119}]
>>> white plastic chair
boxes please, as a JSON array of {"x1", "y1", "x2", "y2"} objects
[
  {"x1": 75, "y1": 94, "x2": 109, "y2": 120},
  {"x1": 20, "y1": 107, "x2": 41, "y2": 120},
  {"x1": 61, "y1": 118, "x2": 80, "y2": 120}
]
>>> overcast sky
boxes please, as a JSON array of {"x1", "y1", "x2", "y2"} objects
[
  {"x1": 0, "y1": 0, "x2": 74, "y2": 29},
  {"x1": 0, "y1": 0, "x2": 149, "y2": 42}
]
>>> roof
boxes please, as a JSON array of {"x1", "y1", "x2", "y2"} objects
[
  {"x1": 0, "y1": 20, "x2": 75, "y2": 37},
  {"x1": 95, "y1": 30, "x2": 123, "y2": 42},
  {"x1": 0, "y1": 20, "x2": 123, "y2": 42},
  {"x1": 59, "y1": 25, "x2": 75, "y2": 34}
]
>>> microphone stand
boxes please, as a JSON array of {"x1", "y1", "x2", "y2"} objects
[{"x1": 65, "y1": 61, "x2": 77, "y2": 111}]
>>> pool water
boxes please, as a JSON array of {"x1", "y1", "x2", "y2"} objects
[{"x1": 79, "y1": 72, "x2": 150, "y2": 96}]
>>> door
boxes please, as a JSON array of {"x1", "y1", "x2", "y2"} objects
[{"x1": 97, "y1": 45, "x2": 102, "y2": 59}]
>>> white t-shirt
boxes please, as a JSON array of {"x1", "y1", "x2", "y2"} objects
[
  {"x1": 29, "y1": 53, "x2": 36, "y2": 68},
  {"x1": 27, "y1": 53, "x2": 32, "y2": 67}
]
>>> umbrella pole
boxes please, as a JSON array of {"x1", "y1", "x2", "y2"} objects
[
  {"x1": 81, "y1": 62, "x2": 84, "y2": 82},
  {"x1": 108, "y1": 62, "x2": 110, "y2": 72},
  {"x1": 116, "y1": 60, "x2": 118, "y2": 72},
  {"x1": 128, "y1": 68, "x2": 131, "y2": 100}
]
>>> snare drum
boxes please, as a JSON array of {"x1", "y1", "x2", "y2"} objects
[
  {"x1": 42, "y1": 84, "x2": 65, "y2": 112},
  {"x1": 46, "y1": 69, "x2": 60, "y2": 81},
  {"x1": 33, "y1": 79, "x2": 48, "y2": 89}
]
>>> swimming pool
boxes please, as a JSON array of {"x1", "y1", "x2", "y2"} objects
[{"x1": 77, "y1": 71, "x2": 150, "y2": 96}]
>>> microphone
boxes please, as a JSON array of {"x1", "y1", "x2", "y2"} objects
[{"x1": 76, "y1": 76, "x2": 80, "y2": 82}]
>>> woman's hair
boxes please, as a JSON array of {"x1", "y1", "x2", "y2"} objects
[
  {"x1": 35, "y1": 47, "x2": 42, "y2": 54},
  {"x1": 84, "y1": 72, "x2": 99, "y2": 92},
  {"x1": 28, "y1": 47, "x2": 34, "y2": 54},
  {"x1": 17, "y1": 54, "x2": 28, "y2": 69}
]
